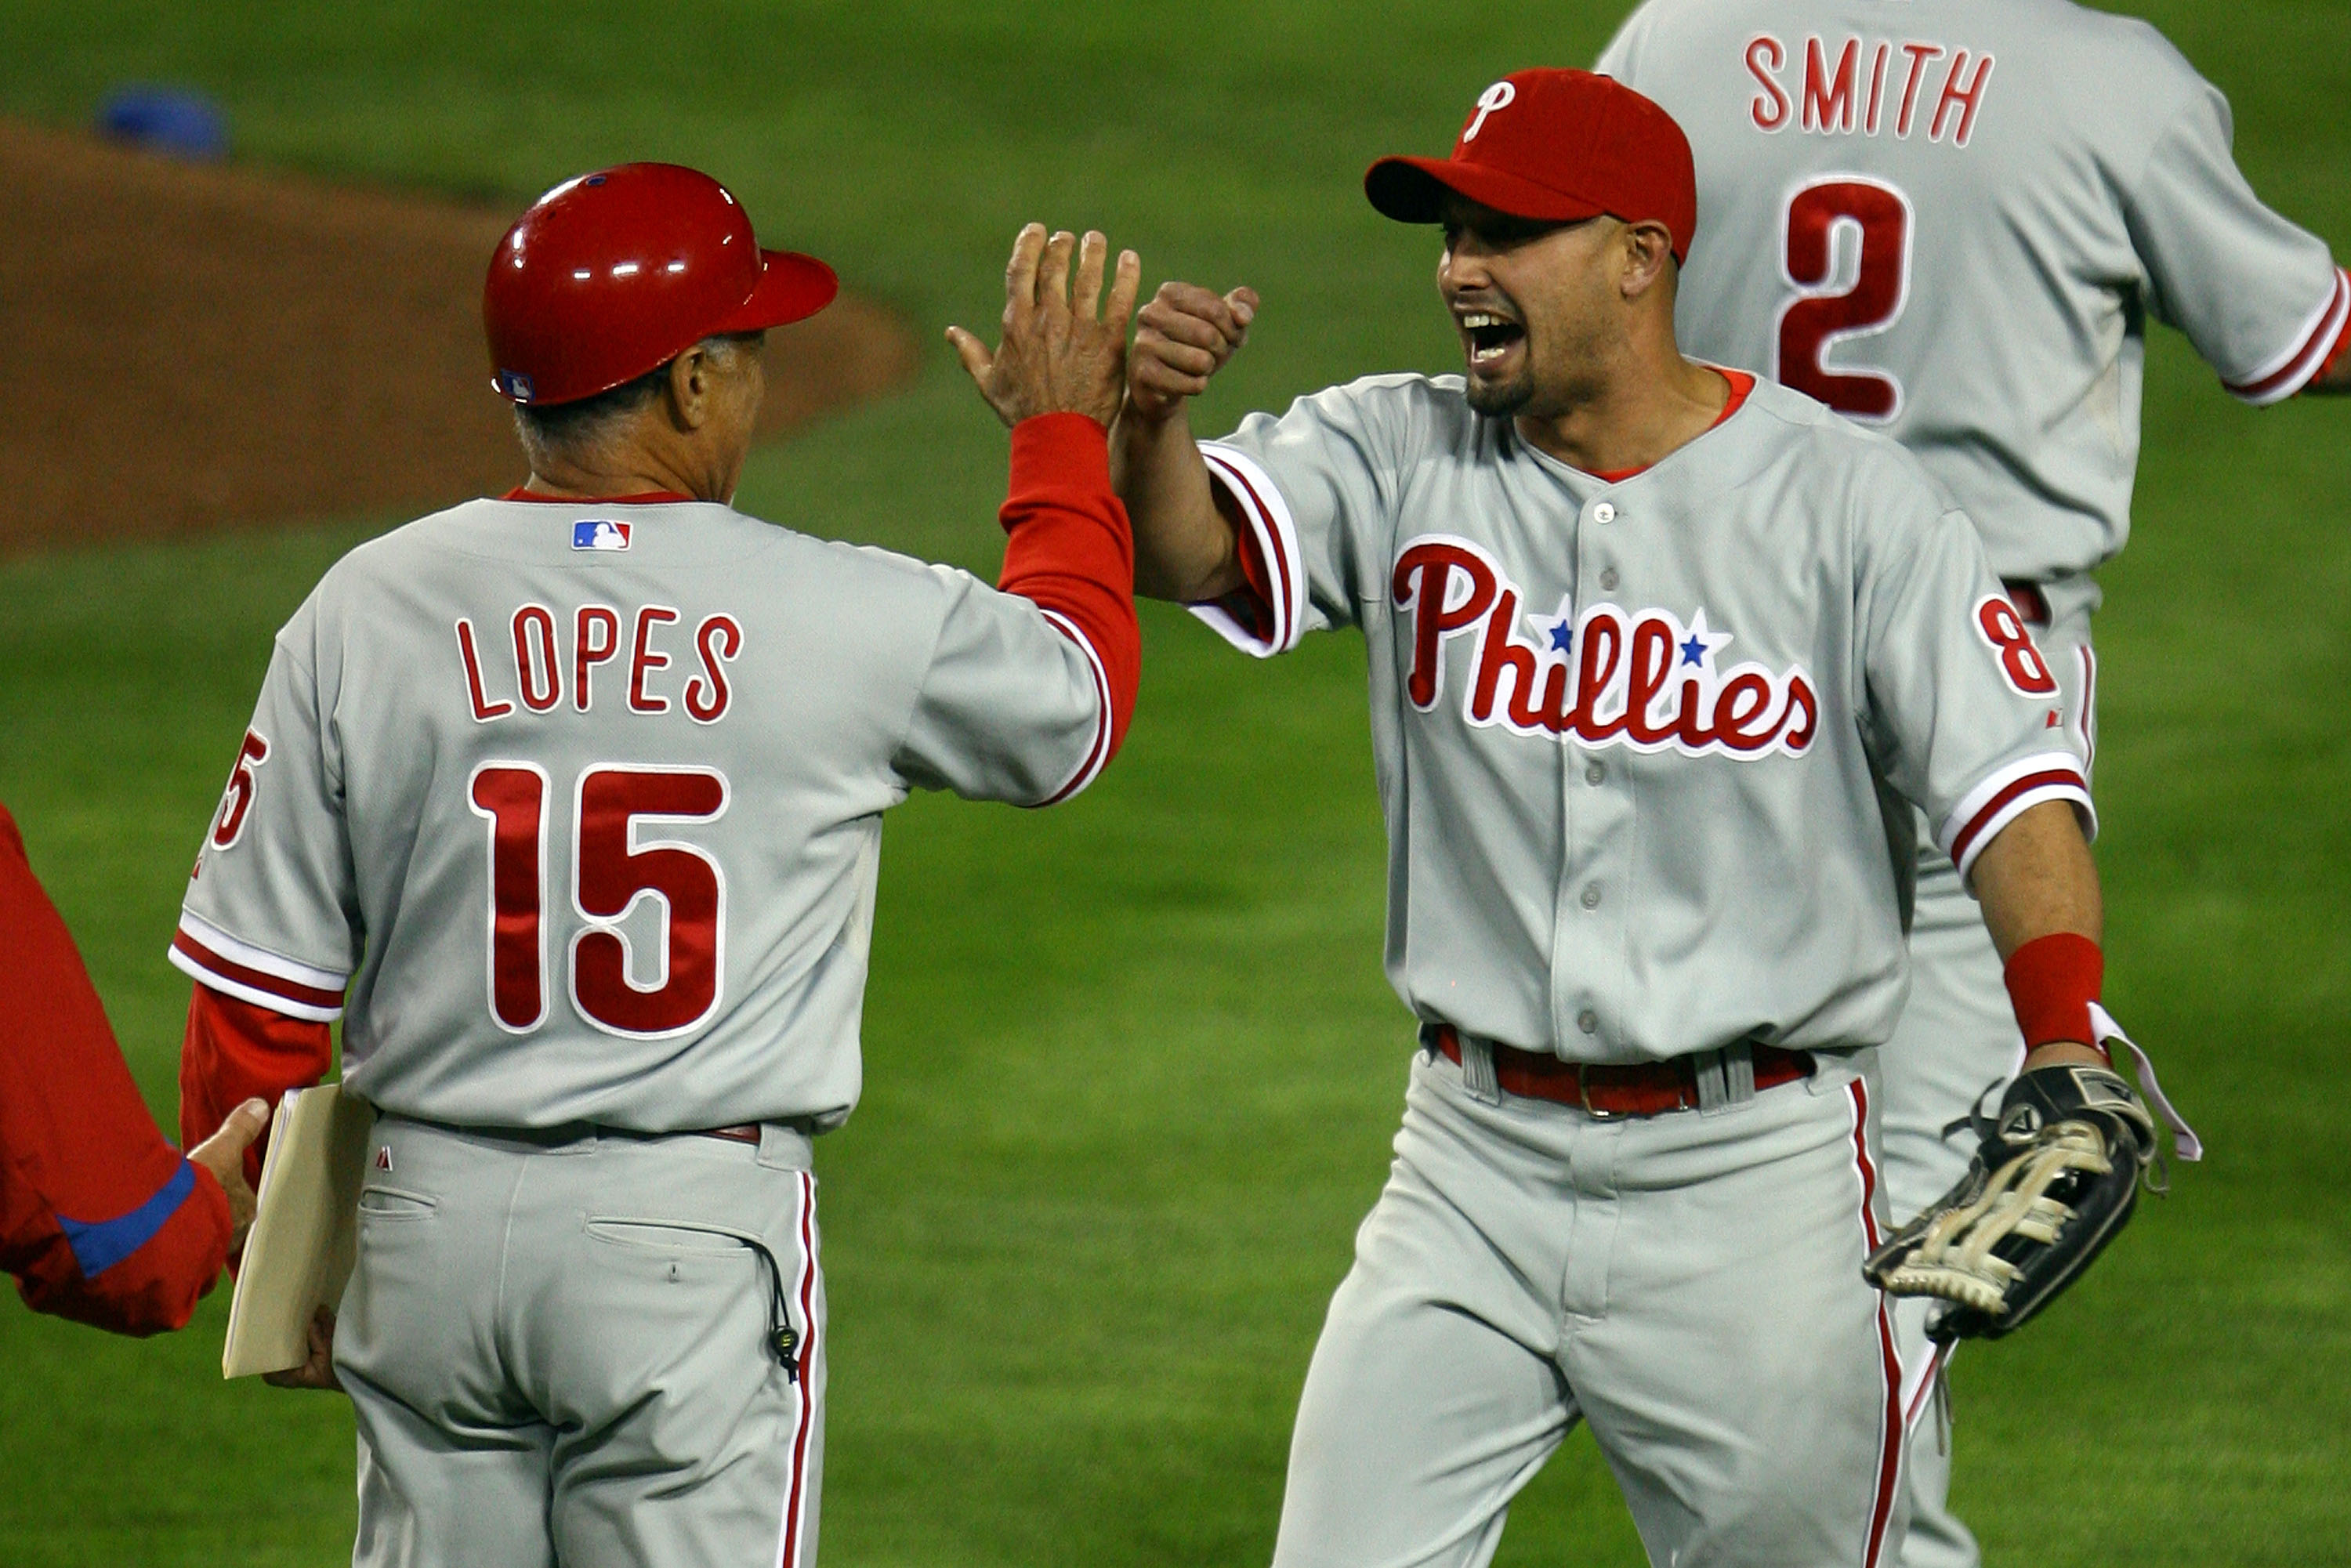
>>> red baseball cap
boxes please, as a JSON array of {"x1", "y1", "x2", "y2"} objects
[
  {"x1": 1364, "y1": 70, "x2": 1697, "y2": 264},
  {"x1": 484, "y1": 162, "x2": 839, "y2": 406}
]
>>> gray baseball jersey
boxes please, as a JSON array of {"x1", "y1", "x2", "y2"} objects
[
  {"x1": 168, "y1": 494, "x2": 1114, "y2": 1134},
  {"x1": 1599, "y1": 0, "x2": 2347, "y2": 583},
  {"x1": 1194, "y1": 370, "x2": 2089, "y2": 1065}
]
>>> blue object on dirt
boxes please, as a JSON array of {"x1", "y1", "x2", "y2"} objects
[{"x1": 95, "y1": 86, "x2": 230, "y2": 161}]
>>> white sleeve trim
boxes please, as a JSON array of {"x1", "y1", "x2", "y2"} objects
[
  {"x1": 168, "y1": 945, "x2": 344, "y2": 1023},
  {"x1": 177, "y1": 910, "x2": 347, "y2": 990},
  {"x1": 2226, "y1": 266, "x2": 2349, "y2": 406},
  {"x1": 1031, "y1": 610, "x2": 1113, "y2": 806},
  {"x1": 1190, "y1": 442, "x2": 1307, "y2": 658},
  {"x1": 169, "y1": 910, "x2": 347, "y2": 1021},
  {"x1": 1936, "y1": 751, "x2": 2096, "y2": 884}
]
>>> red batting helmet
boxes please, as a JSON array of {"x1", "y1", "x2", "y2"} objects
[{"x1": 484, "y1": 162, "x2": 839, "y2": 406}]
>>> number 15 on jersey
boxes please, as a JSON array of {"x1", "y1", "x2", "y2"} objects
[{"x1": 468, "y1": 762, "x2": 730, "y2": 1040}]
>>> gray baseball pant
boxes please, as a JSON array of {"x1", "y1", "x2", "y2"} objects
[
  {"x1": 334, "y1": 1116, "x2": 825, "y2": 1568},
  {"x1": 1272, "y1": 1045, "x2": 1911, "y2": 1568}
]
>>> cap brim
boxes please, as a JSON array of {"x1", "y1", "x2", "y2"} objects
[
  {"x1": 1364, "y1": 156, "x2": 1609, "y2": 226},
  {"x1": 712, "y1": 249, "x2": 839, "y2": 332}
]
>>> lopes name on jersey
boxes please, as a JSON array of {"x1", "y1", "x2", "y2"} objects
[
  {"x1": 456, "y1": 602, "x2": 743, "y2": 724},
  {"x1": 1394, "y1": 534, "x2": 1817, "y2": 759}
]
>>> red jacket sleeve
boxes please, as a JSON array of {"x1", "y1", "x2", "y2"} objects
[
  {"x1": 2311, "y1": 302, "x2": 2351, "y2": 390},
  {"x1": 0, "y1": 805, "x2": 233, "y2": 1336},
  {"x1": 994, "y1": 412, "x2": 1142, "y2": 768},
  {"x1": 180, "y1": 983, "x2": 333, "y2": 1194}
]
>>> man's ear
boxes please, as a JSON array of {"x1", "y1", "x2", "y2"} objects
[
  {"x1": 665, "y1": 347, "x2": 712, "y2": 432},
  {"x1": 1618, "y1": 222, "x2": 1676, "y2": 302}
]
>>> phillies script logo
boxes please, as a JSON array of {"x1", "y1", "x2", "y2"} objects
[{"x1": 1393, "y1": 537, "x2": 1819, "y2": 757}]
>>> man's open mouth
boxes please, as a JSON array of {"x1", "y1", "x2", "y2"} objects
[{"x1": 1458, "y1": 311, "x2": 1526, "y2": 368}]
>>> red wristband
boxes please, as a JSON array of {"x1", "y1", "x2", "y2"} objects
[{"x1": 2002, "y1": 932, "x2": 2104, "y2": 1052}]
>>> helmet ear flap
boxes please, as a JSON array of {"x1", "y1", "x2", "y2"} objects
[{"x1": 483, "y1": 163, "x2": 834, "y2": 408}]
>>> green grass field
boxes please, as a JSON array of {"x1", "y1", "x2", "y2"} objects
[{"x1": 1, "y1": 2, "x2": 2345, "y2": 1563}]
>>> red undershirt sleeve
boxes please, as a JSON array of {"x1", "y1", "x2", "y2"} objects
[
  {"x1": 993, "y1": 412, "x2": 1142, "y2": 765},
  {"x1": 179, "y1": 983, "x2": 333, "y2": 1193}
]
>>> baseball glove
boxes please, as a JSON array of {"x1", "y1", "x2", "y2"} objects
[{"x1": 1865, "y1": 1061, "x2": 2158, "y2": 1341}]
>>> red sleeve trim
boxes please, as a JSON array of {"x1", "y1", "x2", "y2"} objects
[
  {"x1": 1195, "y1": 444, "x2": 1305, "y2": 656},
  {"x1": 170, "y1": 929, "x2": 346, "y2": 1016},
  {"x1": 994, "y1": 413, "x2": 1139, "y2": 802},
  {"x1": 2226, "y1": 266, "x2": 2350, "y2": 404},
  {"x1": 1207, "y1": 457, "x2": 1289, "y2": 626},
  {"x1": 1947, "y1": 768, "x2": 2092, "y2": 878},
  {"x1": 1187, "y1": 514, "x2": 1277, "y2": 649},
  {"x1": 1030, "y1": 611, "x2": 1114, "y2": 805}
]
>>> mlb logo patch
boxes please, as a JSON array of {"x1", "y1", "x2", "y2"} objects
[{"x1": 573, "y1": 519, "x2": 632, "y2": 552}]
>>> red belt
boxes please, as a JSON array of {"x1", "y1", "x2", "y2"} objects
[
  {"x1": 2001, "y1": 580, "x2": 2051, "y2": 626},
  {"x1": 1433, "y1": 1026, "x2": 1813, "y2": 1117},
  {"x1": 698, "y1": 1124, "x2": 763, "y2": 1146}
]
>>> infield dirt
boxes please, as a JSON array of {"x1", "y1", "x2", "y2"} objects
[{"x1": 0, "y1": 119, "x2": 919, "y2": 554}]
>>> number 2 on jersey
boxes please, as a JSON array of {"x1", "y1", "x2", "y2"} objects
[
  {"x1": 468, "y1": 762, "x2": 729, "y2": 1038},
  {"x1": 1774, "y1": 176, "x2": 1913, "y2": 421}
]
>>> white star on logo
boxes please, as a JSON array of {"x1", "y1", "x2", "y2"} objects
[
  {"x1": 1525, "y1": 594, "x2": 1577, "y2": 657},
  {"x1": 1678, "y1": 607, "x2": 1734, "y2": 669}
]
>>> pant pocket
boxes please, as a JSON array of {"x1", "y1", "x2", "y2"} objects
[
  {"x1": 581, "y1": 1216, "x2": 806, "y2": 1382},
  {"x1": 583, "y1": 1217, "x2": 759, "y2": 1256},
  {"x1": 357, "y1": 1184, "x2": 440, "y2": 1221}
]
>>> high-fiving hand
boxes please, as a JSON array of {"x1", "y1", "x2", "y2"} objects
[
  {"x1": 950, "y1": 226, "x2": 1141, "y2": 429},
  {"x1": 1128, "y1": 281, "x2": 1259, "y2": 423}
]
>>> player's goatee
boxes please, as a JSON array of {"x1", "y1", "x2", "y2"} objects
[{"x1": 1463, "y1": 371, "x2": 1532, "y2": 418}]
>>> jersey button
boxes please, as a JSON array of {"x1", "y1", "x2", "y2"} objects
[
  {"x1": 1584, "y1": 760, "x2": 1606, "y2": 786},
  {"x1": 1577, "y1": 1009, "x2": 1599, "y2": 1034},
  {"x1": 1592, "y1": 502, "x2": 1616, "y2": 524},
  {"x1": 1580, "y1": 884, "x2": 1602, "y2": 910},
  {"x1": 1599, "y1": 568, "x2": 1620, "y2": 592}
]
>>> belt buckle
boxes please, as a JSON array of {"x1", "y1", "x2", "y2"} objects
[{"x1": 1577, "y1": 1067, "x2": 1620, "y2": 1121}]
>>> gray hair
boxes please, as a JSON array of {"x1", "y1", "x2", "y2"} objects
[{"x1": 511, "y1": 332, "x2": 760, "y2": 469}]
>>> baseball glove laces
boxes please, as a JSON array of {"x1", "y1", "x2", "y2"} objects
[{"x1": 1864, "y1": 1005, "x2": 2201, "y2": 1342}]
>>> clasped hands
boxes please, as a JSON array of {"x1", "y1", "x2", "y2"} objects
[{"x1": 949, "y1": 224, "x2": 1256, "y2": 430}]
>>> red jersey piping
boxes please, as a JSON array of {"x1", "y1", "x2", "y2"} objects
[
  {"x1": 502, "y1": 487, "x2": 697, "y2": 504},
  {"x1": 1586, "y1": 368, "x2": 1755, "y2": 483}
]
